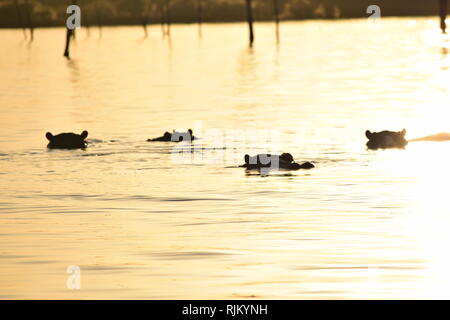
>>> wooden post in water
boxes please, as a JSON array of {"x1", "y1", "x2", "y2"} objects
[
  {"x1": 72, "y1": 0, "x2": 78, "y2": 39},
  {"x1": 64, "y1": 28, "x2": 74, "y2": 58},
  {"x1": 85, "y1": 6, "x2": 91, "y2": 38},
  {"x1": 197, "y1": 0, "x2": 203, "y2": 37},
  {"x1": 64, "y1": 1, "x2": 77, "y2": 58},
  {"x1": 159, "y1": 0, "x2": 166, "y2": 36},
  {"x1": 24, "y1": 0, "x2": 33, "y2": 41},
  {"x1": 14, "y1": 0, "x2": 27, "y2": 39},
  {"x1": 79, "y1": 0, "x2": 90, "y2": 37},
  {"x1": 273, "y1": 0, "x2": 280, "y2": 43},
  {"x1": 440, "y1": 0, "x2": 448, "y2": 34},
  {"x1": 95, "y1": 1, "x2": 103, "y2": 38},
  {"x1": 142, "y1": 22, "x2": 149, "y2": 38},
  {"x1": 85, "y1": 22, "x2": 91, "y2": 38},
  {"x1": 166, "y1": 0, "x2": 171, "y2": 36},
  {"x1": 139, "y1": 0, "x2": 150, "y2": 38},
  {"x1": 245, "y1": 0, "x2": 254, "y2": 45}
]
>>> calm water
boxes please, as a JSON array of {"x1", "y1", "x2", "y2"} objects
[{"x1": 1, "y1": 18, "x2": 450, "y2": 299}]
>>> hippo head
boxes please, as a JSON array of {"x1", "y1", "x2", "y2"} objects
[
  {"x1": 365, "y1": 129, "x2": 407, "y2": 149},
  {"x1": 244, "y1": 154, "x2": 259, "y2": 165},
  {"x1": 172, "y1": 129, "x2": 194, "y2": 142},
  {"x1": 46, "y1": 130, "x2": 88, "y2": 149},
  {"x1": 244, "y1": 154, "x2": 273, "y2": 166}
]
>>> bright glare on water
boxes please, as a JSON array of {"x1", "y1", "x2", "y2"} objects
[{"x1": 1, "y1": 18, "x2": 450, "y2": 299}]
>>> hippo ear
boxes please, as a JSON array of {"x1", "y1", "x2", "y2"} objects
[
  {"x1": 280, "y1": 153, "x2": 293, "y2": 163},
  {"x1": 401, "y1": 129, "x2": 406, "y2": 136},
  {"x1": 244, "y1": 154, "x2": 250, "y2": 164},
  {"x1": 46, "y1": 132, "x2": 54, "y2": 141},
  {"x1": 365, "y1": 130, "x2": 372, "y2": 139},
  {"x1": 81, "y1": 130, "x2": 88, "y2": 139}
]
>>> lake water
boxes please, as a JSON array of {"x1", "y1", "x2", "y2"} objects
[{"x1": 1, "y1": 18, "x2": 450, "y2": 299}]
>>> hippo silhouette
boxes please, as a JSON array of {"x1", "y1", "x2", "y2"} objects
[
  {"x1": 147, "y1": 129, "x2": 196, "y2": 142},
  {"x1": 46, "y1": 131, "x2": 88, "y2": 149},
  {"x1": 241, "y1": 153, "x2": 315, "y2": 170},
  {"x1": 365, "y1": 129, "x2": 408, "y2": 150}
]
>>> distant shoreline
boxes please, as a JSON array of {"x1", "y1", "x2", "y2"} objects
[
  {"x1": 1, "y1": 0, "x2": 443, "y2": 30},
  {"x1": 0, "y1": 15, "x2": 441, "y2": 30}
]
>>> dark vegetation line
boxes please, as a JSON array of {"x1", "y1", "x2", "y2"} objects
[{"x1": 1, "y1": 0, "x2": 448, "y2": 29}]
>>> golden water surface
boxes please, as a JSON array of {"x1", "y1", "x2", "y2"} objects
[{"x1": 1, "y1": 18, "x2": 450, "y2": 299}]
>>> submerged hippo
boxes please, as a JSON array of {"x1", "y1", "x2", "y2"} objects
[
  {"x1": 46, "y1": 131, "x2": 88, "y2": 149},
  {"x1": 365, "y1": 129, "x2": 408, "y2": 150},
  {"x1": 147, "y1": 129, "x2": 196, "y2": 142},
  {"x1": 241, "y1": 153, "x2": 315, "y2": 170}
]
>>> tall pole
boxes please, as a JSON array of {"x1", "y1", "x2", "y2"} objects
[
  {"x1": 273, "y1": 0, "x2": 279, "y2": 43},
  {"x1": 166, "y1": 0, "x2": 171, "y2": 36},
  {"x1": 14, "y1": 0, "x2": 27, "y2": 39},
  {"x1": 80, "y1": 0, "x2": 90, "y2": 37},
  {"x1": 440, "y1": 0, "x2": 448, "y2": 34},
  {"x1": 245, "y1": 0, "x2": 254, "y2": 46},
  {"x1": 64, "y1": 1, "x2": 77, "y2": 58},
  {"x1": 197, "y1": 0, "x2": 203, "y2": 37},
  {"x1": 160, "y1": 0, "x2": 166, "y2": 36},
  {"x1": 95, "y1": 1, "x2": 102, "y2": 38},
  {"x1": 24, "y1": 0, "x2": 33, "y2": 41},
  {"x1": 72, "y1": 0, "x2": 78, "y2": 39},
  {"x1": 64, "y1": 28, "x2": 74, "y2": 58},
  {"x1": 139, "y1": 0, "x2": 151, "y2": 38}
]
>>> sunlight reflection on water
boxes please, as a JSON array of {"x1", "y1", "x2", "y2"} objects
[{"x1": 0, "y1": 18, "x2": 450, "y2": 299}]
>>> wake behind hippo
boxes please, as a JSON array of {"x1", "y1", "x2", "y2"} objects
[
  {"x1": 409, "y1": 132, "x2": 450, "y2": 142},
  {"x1": 365, "y1": 129, "x2": 408, "y2": 150},
  {"x1": 46, "y1": 131, "x2": 88, "y2": 149},
  {"x1": 147, "y1": 129, "x2": 196, "y2": 142},
  {"x1": 241, "y1": 153, "x2": 315, "y2": 171}
]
